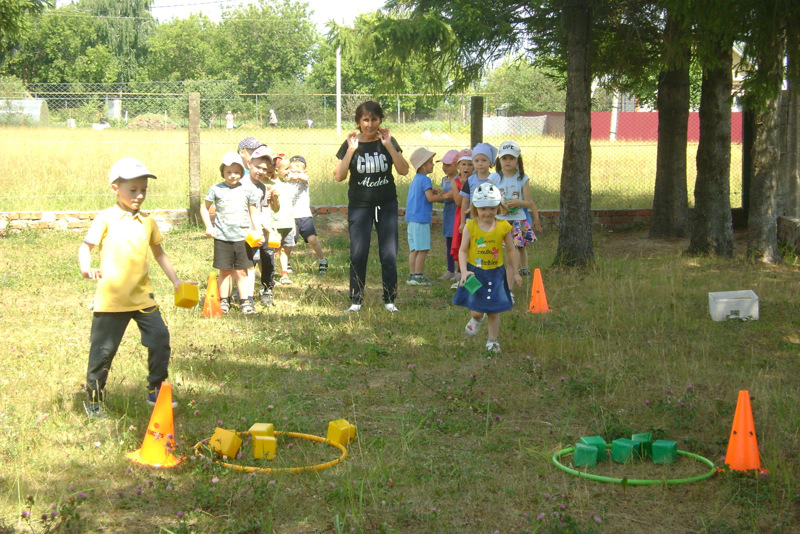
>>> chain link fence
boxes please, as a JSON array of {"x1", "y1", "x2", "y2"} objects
[{"x1": 0, "y1": 80, "x2": 742, "y2": 212}]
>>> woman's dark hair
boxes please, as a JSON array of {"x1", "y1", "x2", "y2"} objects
[
  {"x1": 494, "y1": 154, "x2": 525, "y2": 180},
  {"x1": 354, "y1": 101, "x2": 384, "y2": 127}
]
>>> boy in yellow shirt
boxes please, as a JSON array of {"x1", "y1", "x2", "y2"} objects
[{"x1": 78, "y1": 157, "x2": 190, "y2": 417}]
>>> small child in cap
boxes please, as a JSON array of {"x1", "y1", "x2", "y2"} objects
[
  {"x1": 286, "y1": 155, "x2": 329, "y2": 273},
  {"x1": 200, "y1": 152, "x2": 262, "y2": 314},
  {"x1": 405, "y1": 147, "x2": 446, "y2": 286},
  {"x1": 78, "y1": 157, "x2": 192, "y2": 417}
]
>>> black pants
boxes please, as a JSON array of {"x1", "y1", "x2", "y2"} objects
[
  {"x1": 86, "y1": 306, "x2": 170, "y2": 400},
  {"x1": 348, "y1": 200, "x2": 398, "y2": 304},
  {"x1": 259, "y1": 244, "x2": 276, "y2": 291}
]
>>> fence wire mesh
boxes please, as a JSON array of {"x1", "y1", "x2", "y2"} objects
[{"x1": 0, "y1": 80, "x2": 742, "y2": 212}]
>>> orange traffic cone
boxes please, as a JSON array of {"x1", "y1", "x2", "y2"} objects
[
  {"x1": 724, "y1": 390, "x2": 767, "y2": 473},
  {"x1": 127, "y1": 383, "x2": 182, "y2": 468},
  {"x1": 202, "y1": 272, "x2": 222, "y2": 317},
  {"x1": 529, "y1": 268, "x2": 550, "y2": 313}
]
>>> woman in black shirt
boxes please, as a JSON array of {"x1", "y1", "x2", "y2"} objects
[{"x1": 334, "y1": 101, "x2": 409, "y2": 312}]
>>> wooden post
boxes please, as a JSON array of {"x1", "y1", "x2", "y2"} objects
[
  {"x1": 188, "y1": 92, "x2": 201, "y2": 225},
  {"x1": 470, "y1": 96, "x2": 483, "y2": 149}
]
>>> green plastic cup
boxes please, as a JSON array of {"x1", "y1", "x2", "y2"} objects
[{"x1": 463, "y1": 275, "x2": 483, "y2": 295}]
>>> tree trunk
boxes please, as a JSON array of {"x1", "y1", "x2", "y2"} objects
[
  {"x1": 650, "y1": 12, "x2": 690, "y2": 238},
  {"x1": 785, "y1": 40, "x2": 800, "y2": 216},
  {"x1": 747, "y1": 95, "x2": 782, "y2": 262},
  {"x1": 747, "y1": 33, "x2": 784, "y2": 264},
  {"x1": 686, "y1": 41, "x2": 733, "y2": 256},
  {"x1": 554, "y1": 0, "x2": 593, "y2": 268}
]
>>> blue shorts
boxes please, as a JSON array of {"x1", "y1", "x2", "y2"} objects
[
  {"x1": 407, "y1": 222, "x2": 431, "y2": 251},
  {"x1": 294, "y1": 217, "x2": 317, "y2": 242}
]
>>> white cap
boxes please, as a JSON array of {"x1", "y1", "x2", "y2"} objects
[
  {"x1": 220, "y1": 151, "x2": 245, "y2": 169},
  {"x1": 108, "y1": 157, "x2": 156, "y2": 184},
  {"x1": 409, "y1": 147, "x2": 436, "y2": 172},
  {"x1": 472, "y1": 183, "x2": 503, "y2": 208},
  {"x1": 250, "y1": 145, "x2": 277, "y2": 161},
  {"x1": 498, "y1": 140, "x2": 521, "y2": 159}
]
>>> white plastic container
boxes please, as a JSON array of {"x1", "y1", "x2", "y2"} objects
[{"x1": 708, "y1": 290, "x2": 759, "y2": 321}]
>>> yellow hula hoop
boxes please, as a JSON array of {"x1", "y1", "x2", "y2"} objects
[{"x1": 192, "y1": 430, "x2": 348, "y2": 474}]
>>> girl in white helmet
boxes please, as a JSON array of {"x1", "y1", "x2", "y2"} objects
[{"x1": 453, "y1": 182, "x2": 522, "y2": 353}]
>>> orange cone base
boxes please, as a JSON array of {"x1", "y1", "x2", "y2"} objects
[{"x1": 126, "y1": 448, "x2": 182, "y2": 468}]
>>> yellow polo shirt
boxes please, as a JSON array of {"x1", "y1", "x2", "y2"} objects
[{"x1": 84, "y1": 205, "x2": 163, "y2": 312}]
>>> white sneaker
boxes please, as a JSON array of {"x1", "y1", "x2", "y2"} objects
[
  {"x1": 486, "y1": 340, "x2": 501, "y2": 353},
  {"x1": 450, "y1": 281, "x2": 460, "y2": 289},
  {"x1": 385, "y1": 303, "x2": 399, "y2": 313},
  {"x1": 465, "y1": 315, "x2": 485, "y2": 337},
  {"x1": 347, "y1": 304, "x2": 362, "y2": 313}
]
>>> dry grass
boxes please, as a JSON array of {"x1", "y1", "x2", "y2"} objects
[
  {"x1": 0, "y1": 126, "x2": 743, "y2": 212},
  {"x1": 0, "y1": 222, "x2": 798, "y2": 533}
]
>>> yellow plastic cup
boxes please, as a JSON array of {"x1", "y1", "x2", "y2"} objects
[
  {"x1": 246, "y1": 231, "x2": 264, "y2": 248},
  {"x1": 267, "y1": 231, "x2": 281, "y2": 249},
  {"x1": 174, "y1": 283, "x2": 199, "y2": 308}
]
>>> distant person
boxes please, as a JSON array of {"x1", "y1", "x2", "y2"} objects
[
  {"x1": 269, "y1": 109, "x2": 278, "y2": 128},
  {"x1": 454, "y1": 182, "x2": 522, "y2": 354},
  {"x1": 79, "y1": 157, "x2": 191, "y2": 417},
  {"x1": 306, "y1": 118, "x2": 314, "y2": 128},
  {"x1": 405, "y1": 147, "x2": 446, "y2": 286},
  {"x1": 225, "y1": 111, "x2": 234, "y2": 132},
  {"x1": 286, "y1": 155, "x2": 329, "y2": 273},
  {"x1": 334, "y1": 100, "x2": 409, "y2": 313},
  {"x1": 200, "y1": 152, "x2": 261, "y2": 314}
]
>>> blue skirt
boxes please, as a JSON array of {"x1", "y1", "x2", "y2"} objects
[{"x1": 453, "y1": 265, "x2": 513, "y2": 314}]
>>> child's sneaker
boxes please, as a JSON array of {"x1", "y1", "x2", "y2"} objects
[
  {"x1": 220, "y1": 298, "x2": 230, "y2": 314},
  {"x1": 84, "y1": 401, "x2": 105, "y2": 418},
  {"x1": 287, "y1": 263, "x2": 293, "y2": 274},
  {"x1": 519, "y1": 268, "x2": 531, "y2": 276},
  {"x1": 406, "y1": 275, "x2": 419, "y2": 285},
  {"x1": 147, "y1": 387, "x2": 179, "y2": 408},
  {"x1": 347, "y1": 304, "x2": 362, "y2": 313},
  {"x1": 241, "y1": 300, "x2": 256, "y2": 314},
  {"x1": 318, "y1": 259, "x2": 328, "y2": 274},
  {"x1": 260, "y1": 289, "x2": 274, "y2": 307},
  {"x1": 450, "y1": 280, "x2": 460, "y2": 289},
  {"x1": 279, "y1": 274, "x2": 293, "y2": 284},
  {"x1": 465, "y1": 315, "x2": 485, "y2": 337},
  {"x1": 486, "y1": 340, "x2": 502, "y2": 353},
  {"x1": 385, "y1": 302, "x2": 399, "y2": 313},
  {"x1": 415, "y1": 274, "x2": 433, "y2": 286},
  {"x1": 439, "y1": 271, "x2": 455, "y2": 280}
]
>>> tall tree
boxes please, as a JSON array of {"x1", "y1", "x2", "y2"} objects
[
  {"x1": 79, "y1": 0, "x2": 155, "y2": 82},
  {"x1": 482, "y1": 58, "x2": 566, "y2": 114},
  {"x1": 4, "y1": 3, "x2": 119, "y2": 83},
  {"x1": 218, "y1": 0, "x2": 318, "y2": 93},
  {"x1": 687, "y1": 39, "x2": 734, "y2": 256},
  {"x1": 145, "y1": 14, "x2": 223, "y2": 81},
  {"x1": 650, "y1": 8, "x2": 691, "y2": 238},
  {"x1": 554, "y1": 0, "x2": 593, "y2": 267},
  {"x1": 0, "y1": 0, "x2": 50, "y2": 62}
]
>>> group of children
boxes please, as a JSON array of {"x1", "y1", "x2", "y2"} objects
[
  {"x1": 404, "y1": 140, "x2": 543, "y2": 353},
  {"x1": 77, "y1": 138, "x2": 538, "y2": 417},
  {"x1": 200, "y1": 137, "x2": 329, "y2": 314}
]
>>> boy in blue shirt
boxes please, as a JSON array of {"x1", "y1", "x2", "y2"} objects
[{"x1": 405, "y1": 147, "x2": 446, "y2": 285}]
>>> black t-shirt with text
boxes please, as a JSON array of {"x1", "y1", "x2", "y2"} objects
[{"x1": 336, "y1": 137, "x2": 402, "y2": 208}]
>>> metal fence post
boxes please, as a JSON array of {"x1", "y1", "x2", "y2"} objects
[
  {"x1": 188, "y1": 92, "x2": 201, "y2": 225},
  {"x1": 470, "y1": 96, "x2": 483, "y2": 148}
]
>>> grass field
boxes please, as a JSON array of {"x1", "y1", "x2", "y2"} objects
[
  {"x1": 0, "y1": 126, "x2": 743, "y2": 212},
  {"x1": 0, "y1": 222, "x2": 798, "y2": 533}
]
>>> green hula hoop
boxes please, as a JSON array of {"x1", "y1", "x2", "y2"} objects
[{"x1": 552, "y1": 445, "x2": 716, "y2": 485}]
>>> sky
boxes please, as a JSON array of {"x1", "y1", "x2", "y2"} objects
[{"x1": 149, "y1": 0, "x2": 387, "y2": 30}]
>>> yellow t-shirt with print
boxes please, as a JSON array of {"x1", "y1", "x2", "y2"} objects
[
  {"x1": 84, "y1": 205, "x2": 163, "y2": 312},
  {"x1": 466, "y1": 218, "x2": 511, "y2": 270}
]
